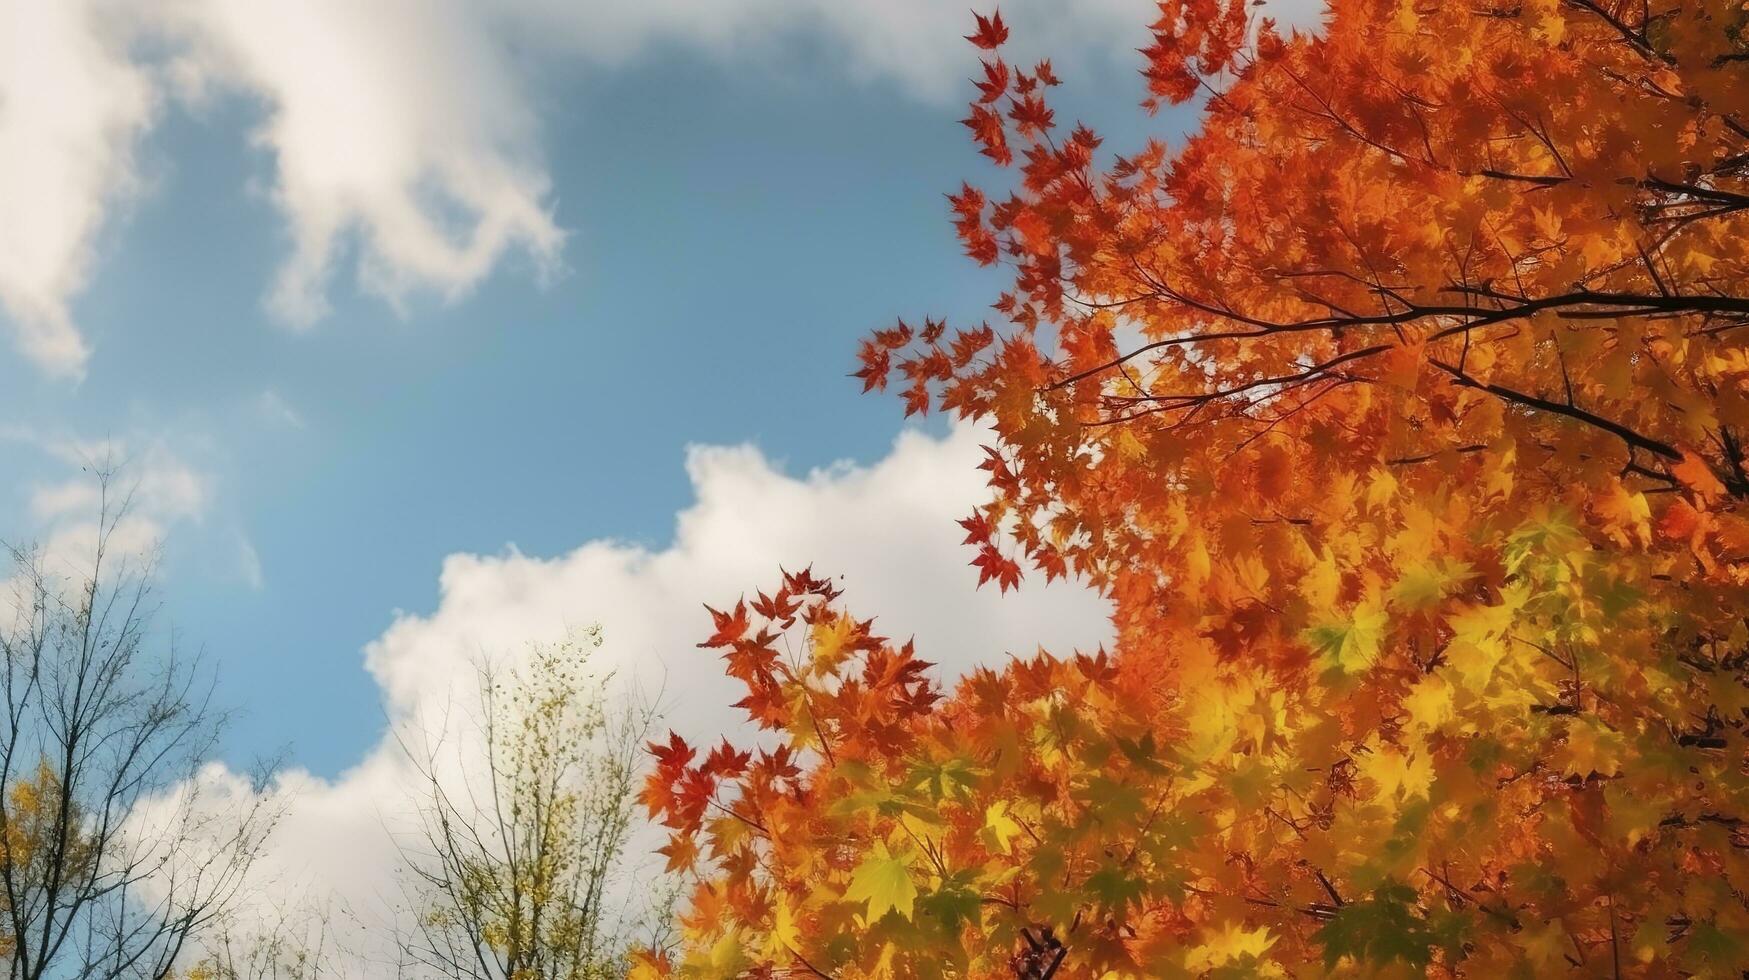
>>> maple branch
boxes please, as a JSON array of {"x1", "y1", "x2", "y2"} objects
[
  {"x1": 1714, "y1": 426, "x2": 1749, "y2": 497},
  {"x1": 1426, "y1": 357, "x2": 1682, "y2": 461},
  {"x1": 1122, "y1": 789, "x2": 1177, "y2": 865},
  {"x1": 1314, "y1": 869, "x2": 1346, "y2": 907},
  {"x1": 706, "y1": 797, "x2": 770, "y2": 837},
  {"x1": 1057, "y1": 275, "x2": 1749, "y2": 461},
  {"x1": 1387, "y1": 444, "x2": 1488, "y2": 466},
  {"x1": 1013, "y1": 927, "x2": 1069, "y2": 980},
  {"x1": 1102, "y1": 344, "x2": 1391, "y2": 410},
  {"x1": 1418, "y1": 866, "x2": 1523, "y2": 930},
  {"x1": 1659, "y1": 811, "x2": 1747, "y2": 835},
  {"x1": 1561, "y1": 0, "x2": 1670, "y2": 64},
  {"x1": 1229, "y1": 890, "x2": 1338, "y2": 921},
  {"x1": 1056, "y1": 279, "x2": 1749, "y2": 391},
  {"x1": 1475, "y1": 168, "x2": 1565, "y2": 187},
  {"x1": 785, "y1": 947, "x2": 837, "y2": 980},
  {"x1": 1640, "y1": 176, "x2": 1749, "y2": 212}
]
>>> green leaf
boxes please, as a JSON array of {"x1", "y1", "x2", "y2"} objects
[
  {"x1": 845, "y1": 841, "x2": 919, "y2": 922},
  {"x1": 1684, "y1": 920, "x2": 1746, "y2": 971},
  {"x1": 916, "y1": 871, "x2": 983, "y2": 932},
  {"x1": 1389, "y1": 557, "x2": 1474, "y2": 610},
  {"x1": 1086, "y1": 861, "x2": 1146, "y2": 911},
  {"x1": 1316, "y1": 882, "x2": 1439, "y2": 970},
  {"x1": 1114, "y1": 731, "x2": 1172, "y2": 775},
  {"x1": 1303, "y1": 601, "x2": 1389, "y2": 673},
  {"x1": 907, "y1": 756, "x2": 983, "y2": 801},
  {"x1": 1073, "y1": 775, "x2": 1145, "y2": 822}
]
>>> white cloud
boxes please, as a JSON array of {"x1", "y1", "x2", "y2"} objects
[
  {"x1": 501, "y1": 0, "x2": 1151, "y2": 100},
  {"x1": 0, "y1": 0, "x2": 154, "y2": 377},
  {"x1": 236, "y1": 534, "x2": 263, "y2": 591},
  {"x1": 5, "y1": 430, "x2": 212, "y2": 584},
  {"x1": 161, "y1": 0, "x2": 564, "y2": 325},
  {"x1": 184, "y1": 424, "x2": 1111, "y2": 971},
  {"x1": 0, "y1": 0, "x2": 1329, "y2": 374},
  {"x1": 25, "y1": 434, "x2": 210, "y2": 522},
  {"x1": 27, "y1": 479, "x2": 101, "y2": 522},
  {"x1": 255, "y1": 389, "x2": 306, "y2": 429}
]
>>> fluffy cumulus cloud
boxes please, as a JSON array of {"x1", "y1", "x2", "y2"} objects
[
  {"x1": 0, "y1": 0, "x2": 154, "y2": 377},
  {"x1": 160, "y1": 0, "x2": 564, "y2": 326},
  {"x1": 0, "y1": 0, "x2": 1327, "y2": 375},
  {"x1": 176, "y1": 424, "x2": 1111, "y2": 970}
]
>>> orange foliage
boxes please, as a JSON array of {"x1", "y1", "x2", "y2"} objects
[{"x1": 647, "y1": 2, "x2": 1749, "y2": 976}]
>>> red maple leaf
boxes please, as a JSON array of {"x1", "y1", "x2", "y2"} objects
[
  {"x1": 966, "y1": 9, "x2": 1009, "y2": 50},
  {"x1": 971, "y1": 542, "x2": 1023, "y2": 591},
  {"x1": 697, "y1": 600, "x2": 749, "y2": 648},
  {"x1": 958, "y1": 510, "x2": 994, "y2": 545},
  {"x1": 974, "y1": 58, "x2": 1009, "y2": 103}
]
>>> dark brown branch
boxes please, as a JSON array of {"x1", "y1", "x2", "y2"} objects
[{"x1": 1427, "y1": 357, "x2": 1681, "y2": 460}]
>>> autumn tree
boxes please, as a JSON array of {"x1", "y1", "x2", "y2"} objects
[
  {"x1": 179, "y1": 902, "x2": 337, "y2": 980},
  {"x1": 398, "y1": 629, "x2": 672, "y2": 979},
  {"x1": 0, "y1": 474, "x2": 278, "y2": 979},
  {"x1": 644, "y1": 2, "x2": 1749, "y2": 977}
]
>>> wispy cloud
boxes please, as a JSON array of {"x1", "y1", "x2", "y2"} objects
[
  {"x1": 255, "y1": 389, "x2": 306, "y2": 430},
  {"x1": 236, "y1": 534, "x2": 263, "y2": 591},
  {"x1": 3, "y1": 427, "x2": 212, "y2": 583}
]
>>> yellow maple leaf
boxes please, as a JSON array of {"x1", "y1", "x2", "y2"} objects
[
  {"x1": 1562, "y1": 719, "x2": 1624, "y2": 778},
  {"x1": 762, "y1": 894, "x2": 803, "y2": 960},
  {"x1": 981, "y1": 800, "x2": 1023, "y2": 855},
  {"x1": 1304, "y1": 600, "x2": 1389, "y2": 673},
  {"x1": 1402, "y1": 673, "x2": 1454, "y2": 732},
  {"x1": 1514, "y1": 919, "x2": 1570, "y2": 970},
  {"x1": 1358, "y1": 740, "x2": 1434, "y2": 804},
  {"x1": 1186, "y1": 922, "x2": 1278, "y2": 972}
]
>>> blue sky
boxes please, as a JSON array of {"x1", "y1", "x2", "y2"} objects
[{"x1": 0, "y1": 4, "x2": 1210, "y2": 780}]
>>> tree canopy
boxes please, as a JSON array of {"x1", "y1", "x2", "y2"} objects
[{"x1": 644, "y1": 1, "x2": 1749, "y2": 976}]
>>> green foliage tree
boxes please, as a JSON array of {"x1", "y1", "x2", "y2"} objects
[{"x1": 399, "y1": 629, "x2": 672, "y2": 980}]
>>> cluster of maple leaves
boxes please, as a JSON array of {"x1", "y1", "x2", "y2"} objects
[{"x1": 641, "y1": 1, "x2": 1749, "y2": 976}]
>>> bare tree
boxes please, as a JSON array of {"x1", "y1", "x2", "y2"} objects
[
  {"x1": 0, "y1": 472, "x2": 278, "y2": 979},
  {"x1": 395, "y1": 628, "x2": 672, "y2": 980},
  {"x1": 183, "y1": 901, "x2": 336, "y2": 980}
]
